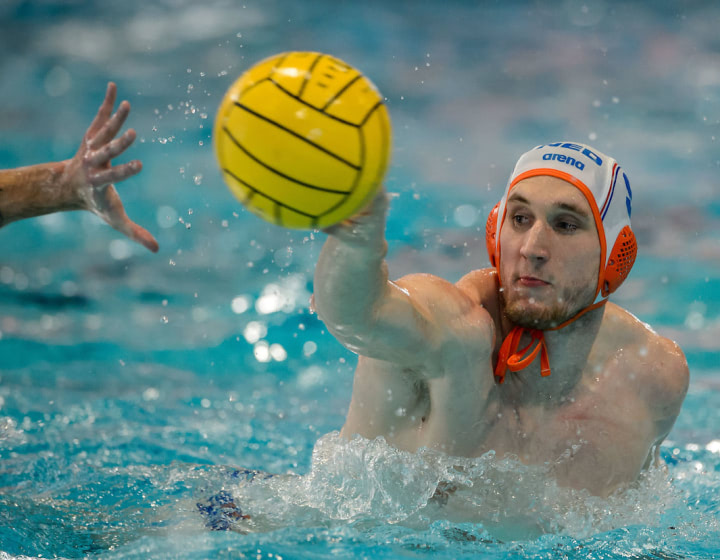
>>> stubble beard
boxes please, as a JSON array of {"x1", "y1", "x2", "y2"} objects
[{"x1": 500, "y1": 282, "x2": 597, "y2": 330}]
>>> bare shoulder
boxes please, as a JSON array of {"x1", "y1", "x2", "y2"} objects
[
  {"x1": 604, "y1": 303, "x2": 689, "y2": 420},
  {"x1": 394, "y1": 270, "x2": 495, "y2": 343},
  {"x1": 455, "y1": 267, "x2": 499, "y2": 302},
  {"x1": 393, "y1": 270, "x2": 488, "y2": 314}
]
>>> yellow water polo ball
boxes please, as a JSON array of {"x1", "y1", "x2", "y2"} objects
[{"x1": 214, "y1": 51, "x2": 392, "y2": 229}]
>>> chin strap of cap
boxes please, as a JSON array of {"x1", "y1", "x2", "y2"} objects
[
  {"x1": 493, "y1": 299, "x2": 608, "y2": 384},
  {"x1": 494, "y1": 327, "x2": 550, "y2": 384}
]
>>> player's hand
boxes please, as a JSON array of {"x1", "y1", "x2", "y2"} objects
[
  {"x1": 322, "y1": 188, "x2": 389, "y2": 247},
  {"x1": 61, "y1": 82, "x2": 158, "y2": 253}
]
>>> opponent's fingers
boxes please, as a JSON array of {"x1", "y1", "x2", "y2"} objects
[
  {"x1": 113, "y1": 219, "x2": 160, "y2": 253},
  {"x1": 93, "y1": 185, "x2": 159, "y2": 253},
  {"x1": 88, "y1": 100, "x2": 131, "y2": 150},
  {"x1": 87, "y1": 129, "x2": 136, "y2": 168},
  {"x1": 89, "y1": 160, "x2": 142, "y2": 187},
  {"x1": 86, "y1": 82, "x2": 117, "y2": 139}
]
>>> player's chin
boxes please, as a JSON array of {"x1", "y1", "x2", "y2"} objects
[
  {"x1": 503, "y1": 299, "x2": 563, "y2": 329},
  {"x1": 504, "y1": 285, "x2": 550, "y2": 306}
]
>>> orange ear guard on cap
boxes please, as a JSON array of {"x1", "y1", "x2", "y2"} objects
[
  {"x1": 485, "y1": 202, "x2": 500, "y2": 268},
  {"x1": 601, "y1": 225, "x2": 637, "y2": 297}
]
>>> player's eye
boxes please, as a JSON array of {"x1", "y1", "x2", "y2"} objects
[
  {"x1": 554, "y1": 220, "x2": 579, "y2": 233},
  {"x1": 512, "y1": 213, "x2": 530, "y2": 227}
]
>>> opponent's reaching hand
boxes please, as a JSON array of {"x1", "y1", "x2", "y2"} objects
[{"x1": 61, "y1": 82, "x2": 158, "y2": 252}]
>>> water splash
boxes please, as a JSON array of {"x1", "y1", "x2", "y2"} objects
[{"x1": 195, "y1": 432, "x2": 683, "y2": 542}]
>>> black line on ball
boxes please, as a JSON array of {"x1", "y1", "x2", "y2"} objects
[
  {"x1": 228, "y1": 54, "x2": 288, "y2": 101},
  {"x1": 263, "y1": 79, "x2": 363, "y2": 127},
  {"x1": 222, "y1": 126, "x2": 353, "y2": 195},
  {"x1": 375, "y1": 107, "x2": 391, "y2": 187},
  {"x1": 298, "y1": 53, "x2": 324, "y2": 99},
  {"x1": 360, "y1": 100, "x2": 385, "y2": 127},
  {"x1": 321, "y1": 74, "x2": 362, "y2": 112},
  {"x1": 313, "y1": 129, "x2": 364, "y2": 220},
  {"x1": 328, "y1": 59, "x2": 352, "y2": 72},
  {"x1": 268, "y1": 53, "x2": 291, "y2": 83},
  {"x1": 223, "y1": 168, "x2": 328, "y2": 219},
  {"x1": 231, "y1": 103, "x2": 360, "y2": 171},
  {"x1": 358, "y1": 122, "x2": 367, "y2": 190},
  {"x1": 315, "y1": 107, "x2": 389, "y2": 222}
]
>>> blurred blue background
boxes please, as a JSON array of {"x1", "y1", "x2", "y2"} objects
[{"x1": 0, "y1": 1, "x2": 719, "y2": 558}]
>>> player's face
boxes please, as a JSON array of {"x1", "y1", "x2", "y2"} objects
[{"x1": 498, "y1": 176, "x2": 601, "y2": 329}]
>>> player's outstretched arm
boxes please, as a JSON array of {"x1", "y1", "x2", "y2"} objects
[
  {"x1": 0, "y1": 82, "x2": 158, "y2": 252},
  {"x1": 313, "y1": 191, "x2": 459, "y2": 369}
]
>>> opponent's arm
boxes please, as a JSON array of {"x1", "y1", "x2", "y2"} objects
[
  {"x1": 0, "y1": 82, "x2": 158, "y2": 252},
  {"x1": 0, "y1": 162, "x2": 75, "y2": 223}
]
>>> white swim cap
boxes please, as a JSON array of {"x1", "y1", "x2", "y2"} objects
[{"x1": 486, "y1": 141, "x2": 637, "y2": 305}]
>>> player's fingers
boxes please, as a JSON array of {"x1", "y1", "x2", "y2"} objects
[
  {"x1": 321, "y1": 189, "x2": 389, "y2": 244},
  {"x1": 88, "y1": 129, "x2": 136, "y2": 167},
  {"x1": 89, "y1": 160, "x2": 142, "y2": 187},
  {"x1": 324, "y1": 189, "x2": 388, "y2": 229},
  {"x1": 364, "y1": 189, "x2": 390, "y2": 214},
  {"x1": 86, "y1": 82, "x2": 117, "y2": 139},
  {"x1": 88, "y1": 100, "x2": 131, "y2": 150}
]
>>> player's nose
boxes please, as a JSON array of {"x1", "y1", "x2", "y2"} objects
[{"x1": 519, "y1": 221, "x2": 549, "y2": 262}]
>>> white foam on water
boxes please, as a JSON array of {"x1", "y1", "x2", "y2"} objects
[{"x1": 222, "y1": 431, "x2": 681, "y2": 541}]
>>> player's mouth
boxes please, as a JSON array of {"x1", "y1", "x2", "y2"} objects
[{"x1": 516, "y1": 276, "x2": 551, "y2": 287}]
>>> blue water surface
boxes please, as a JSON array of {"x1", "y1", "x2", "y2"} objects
[{"x1": 1, "y1": 1, "x2": 720, "y2": 558}]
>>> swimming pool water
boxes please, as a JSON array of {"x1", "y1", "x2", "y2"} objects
[{"x1": 1, "y1": 1, "x2": 720, "y2": 558}]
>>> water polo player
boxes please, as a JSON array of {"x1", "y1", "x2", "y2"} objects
[{"x1": 313, "y1": 141, "x2": 689, "y2": 497}]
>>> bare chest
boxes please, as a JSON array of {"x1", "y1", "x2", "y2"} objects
[{"x1": 477, "y1": 389, "x2": 657, "y2": 493}]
